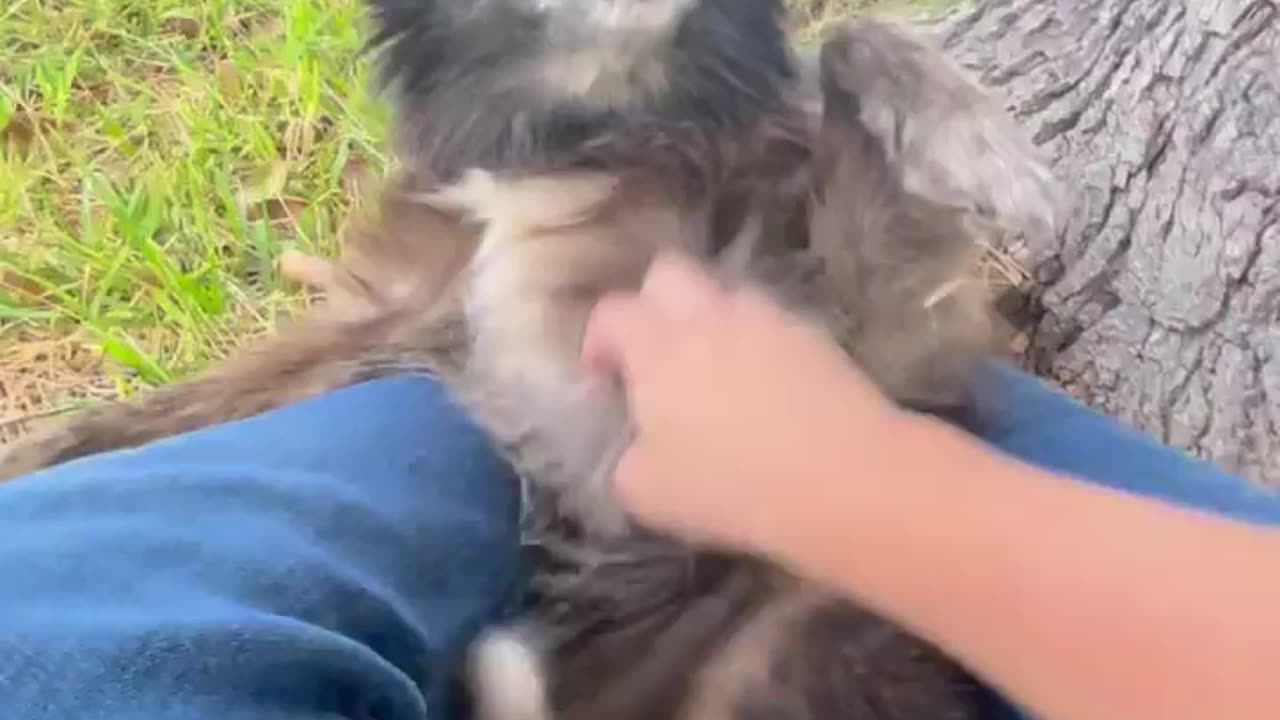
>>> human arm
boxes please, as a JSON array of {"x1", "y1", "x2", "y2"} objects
[
  {"x1": 789, "y1": 414, "x2": 1280, "y2": 720},
  {"x1": 582, "y1": 252, "x2": 1280, "y2": 720}
]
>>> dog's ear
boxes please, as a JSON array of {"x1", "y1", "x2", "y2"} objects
[
  {"x1": 804, "y1": 30, "x2": 996, "y2": 411},
  {"x1": 816, "y1": 17, "x2": 1060, "y2": 246},
  {"x1": 360, "y1": 0, "x2": 448, "y2": 94}
]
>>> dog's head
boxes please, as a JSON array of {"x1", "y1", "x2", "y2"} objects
[{"x1": 364, "y1": 0, "x2": 794, "y2": 183}]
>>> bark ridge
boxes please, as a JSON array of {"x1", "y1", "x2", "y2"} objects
[{"x1": 936, "y1": 0, "x2": 1279, "y2": 484}]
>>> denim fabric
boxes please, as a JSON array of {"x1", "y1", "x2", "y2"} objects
[
  {"x1": 963, "y1": 364, "x2": 1280, "y2": 720},
  {"x1": 0, "y1": 365, "x2": 1275, "y2": 719},
  {"x1": 968, "y1": 363, "x2": 1280, "y2": 526},
  {"x1": 0, "y1": 378, "x2": 522, "y2": 719}
]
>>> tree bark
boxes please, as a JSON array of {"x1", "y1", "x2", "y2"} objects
[{"x1": 932, "y1": 0, "x2": 1280, "y2": 486}]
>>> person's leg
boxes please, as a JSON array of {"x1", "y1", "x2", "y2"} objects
[
  {"x1": 966, "y1": 362, "x2": 1280, "y2": 525},
  {"x1": 0, "y1": 377, "x2": 522, "y2": 720},
  {"x1": 963, "y1": 363, "x2": 1280, "y2": 720}
]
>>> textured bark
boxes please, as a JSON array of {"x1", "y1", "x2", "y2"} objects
[{"x1": 932, "y1": 0, "x2": 1280, "y2": 485}]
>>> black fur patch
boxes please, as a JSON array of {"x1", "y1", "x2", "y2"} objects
[
  {"x1": 363, "y1": 0, "x2": 795, "y2": 185},
  {"x1": 742, "y1": 600, "x2": 986, "y2": 719}
]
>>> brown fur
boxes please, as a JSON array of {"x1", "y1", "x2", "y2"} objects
[{"x1": 0, "y1": 15, "x2": 1056, "y2": 720}]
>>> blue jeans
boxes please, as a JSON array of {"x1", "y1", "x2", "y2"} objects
[{"x1": 0, "y1": 364, "x2": 1276, "y2": 719}]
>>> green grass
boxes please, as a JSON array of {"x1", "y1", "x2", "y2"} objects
[
  {"x1": 0, "y1": 0, "x2": 388, "y2": 412},
  {"x1": 0, "y1": 0, "x2": 956, "y2": 423}
]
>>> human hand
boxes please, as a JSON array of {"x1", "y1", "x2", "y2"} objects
[{"x1": 581, "y1": 252, "x2": 911, "y2": 554}]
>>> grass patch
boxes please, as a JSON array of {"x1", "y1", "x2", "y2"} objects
[
  {"x1": 0, "y1": 0, "x2": 389, "y2": 420},
  {"x1": 0, "y1": 0, "x2": 956, "y2": 428}
]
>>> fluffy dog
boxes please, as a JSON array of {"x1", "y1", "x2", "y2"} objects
[{"x1": 0, "y1": 3, "x2": 1057, "y2": 718}]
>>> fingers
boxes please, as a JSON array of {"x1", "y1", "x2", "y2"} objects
[
  {"x1": 639, "y1": 251, "x2": 730, "y2": 317},
  {"x1": 581, "y1": 252, "x2": 729, "y2": 377},
  {"x1": 609, "y1": 436, "x2": 693, "y2": 541},
  {"x1": 580, "y1": 291, "x2": 655, "y2": 377},
  {"x1": 609, "y1": 436, "x2": 648, "y2": 510}
]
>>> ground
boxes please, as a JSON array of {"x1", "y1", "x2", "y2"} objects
[{"x1": 0, "y1": 0, "x2": 951, "y2": 441}]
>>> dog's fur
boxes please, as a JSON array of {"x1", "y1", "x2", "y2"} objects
[{"x1": 0, "y1": 3, "x2": 1057, "y2": 718}]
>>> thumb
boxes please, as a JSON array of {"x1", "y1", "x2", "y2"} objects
[
  {"x1": 580, "y1": 252, "x2": 726, "y2": 378},
  {"x1": 580, "y1": 291, "x2": 661, "y2": 380},
  {"x1": 639, "y1": 251, "x2": 730, "y2": 317},
  {"x1": 608, "y1": 437, "x2": 661, "y2": 524}
]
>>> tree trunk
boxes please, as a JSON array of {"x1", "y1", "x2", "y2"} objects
[{"x1": 932, "y1": 0, "x2": 1280, "y2": 485}]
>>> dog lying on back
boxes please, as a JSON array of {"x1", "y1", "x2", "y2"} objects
[{"x1": 0, "y1": 2, "x2": 1058, "y2": 718}]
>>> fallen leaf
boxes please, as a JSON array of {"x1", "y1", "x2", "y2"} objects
[
  {"x1": 341, "y1": 156, "x2": 374, "y2": 199},
  {"x1": 240, "y1": 159, "x2": 291, "y2": 205},
  {"x1": 69, "y1": 78, "x2": 114, "y2": 104},
  {"x1": 246, "y1": 197, "x2": 309, "y2": 227},
  {"x1": 0, "y1": 112, "x2": 35, "y2": 156},
  {"x1": 215, "y1": 60, "x2": 242, "y2": 102},
  {"x1": 164, "y1": 16, "x2": 202, "y2": 40},
  {"x1": 228, "y1": 12, "x2": 283, "y2": 40},
  {"x1": 256, "y1": 16, "x2": 286, "y2": 39},
  {"x1": 0, "y1": 269, "x2": 49, "y2": 305}
]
